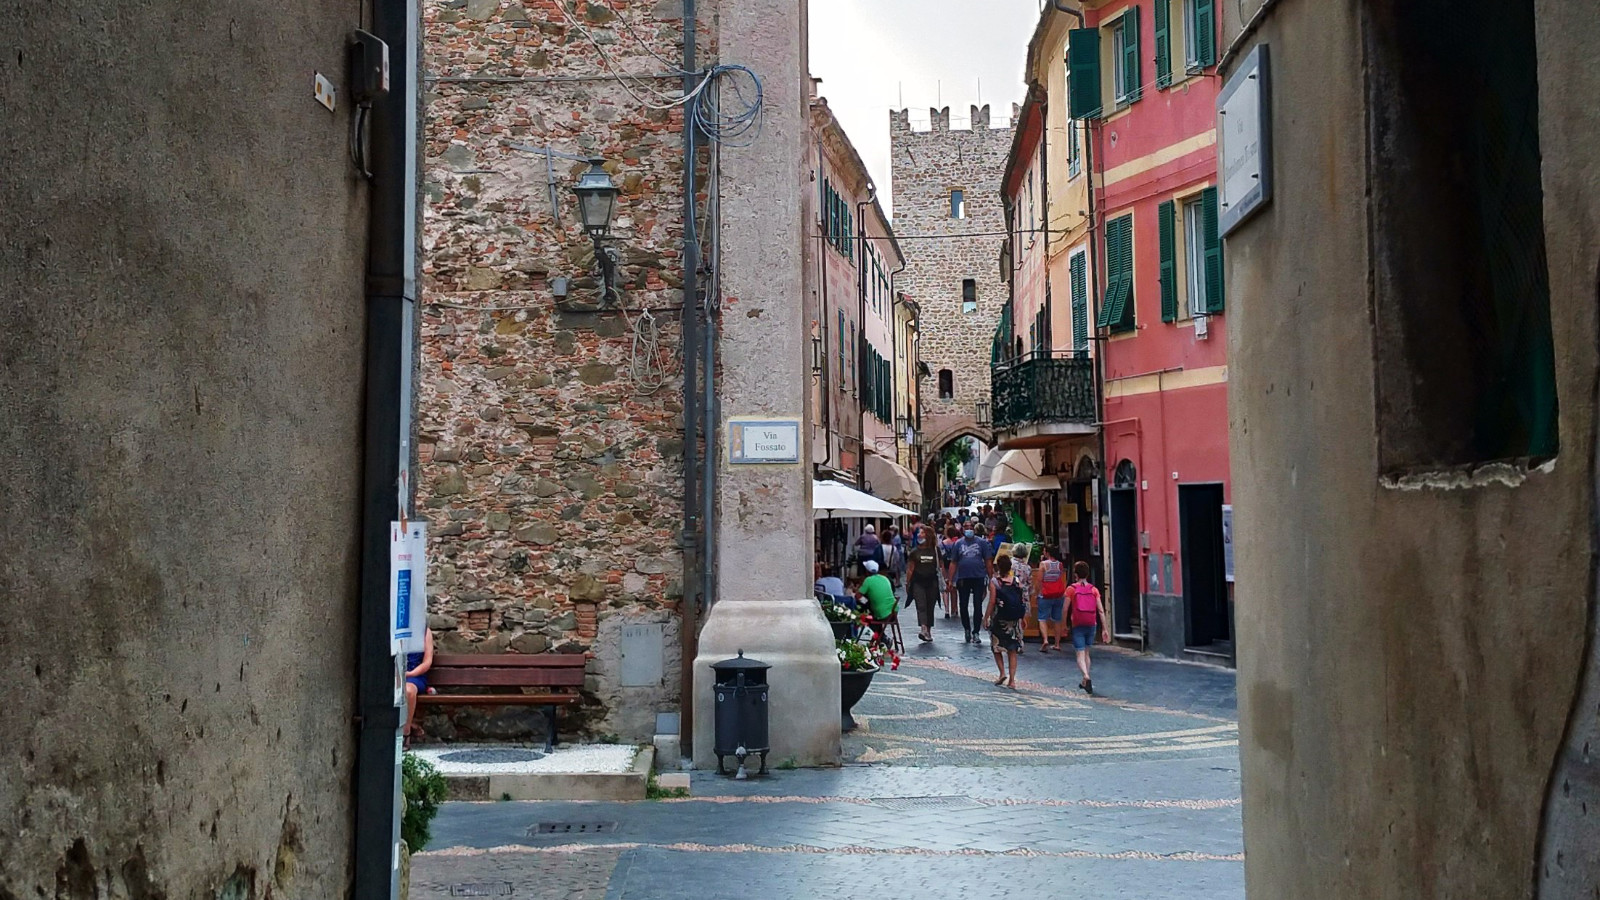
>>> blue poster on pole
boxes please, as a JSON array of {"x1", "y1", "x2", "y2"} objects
[{"x1": 390, "y1": 521, "x2": 428, "y2": 654}]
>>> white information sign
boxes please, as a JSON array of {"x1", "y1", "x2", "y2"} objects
[
  {"x1": 390, "y1": 520, "x2": 428, "y2": 654},
  {"x1": 1222, "y1": 504, "x2": 1235, "y2": 584},
  {"x1": 1217, "y1": 44, "x2": 1272, "y2": 237},
  {"x1": 728, "y1": 419, "x2": 802, "y2": 464}
]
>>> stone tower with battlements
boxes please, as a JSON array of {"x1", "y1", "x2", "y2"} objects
[{"x1": 891, "y1": 104, "x2": 1014, "y2": 480}]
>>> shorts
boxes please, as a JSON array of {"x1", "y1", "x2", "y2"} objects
[
  {"x1": 1071, "y1": 624, "x2": 1097, "y2": 651},
  {"x1": 1036, "y1": 595, "x2": 1065, "y2": 622},
  {"x1": 406, "y1": 675, "x2": 428, "y2": 693}
]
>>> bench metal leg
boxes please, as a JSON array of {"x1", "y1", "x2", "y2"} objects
[{"x1": 544, "y1": 704, "x2": 558, "y2": 754}]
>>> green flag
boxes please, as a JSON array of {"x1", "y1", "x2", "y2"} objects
[{"x1": 1008, "y1": 509, "x2": 1037, "y2": 544}]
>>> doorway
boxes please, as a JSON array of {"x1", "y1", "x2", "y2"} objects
[
  {"x1": 1108, "y1": 487, "x2": 1140, "y2": 636},
  {"x1": 1178, "y1": 483, "x2": 1229, "y2": 648}
]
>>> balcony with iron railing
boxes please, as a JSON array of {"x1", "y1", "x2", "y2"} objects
[{"x1": 989, "y1": 351, "x2": 1098, "y2": 446}]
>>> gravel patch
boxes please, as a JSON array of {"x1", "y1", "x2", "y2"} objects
[{"x1": 414, "y1": 743, "x2": 639, "y2": 775}]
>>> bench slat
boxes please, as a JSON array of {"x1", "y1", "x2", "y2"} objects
[
  {"x1": 430, "y1": 654, "x2": 586, "y2": 669},
  {"x1": 427, "y1": 668, "x2": 585, "y2": 688},
  {"x1": 415, "y1": 693, "x2": 580, "y2": 706}
]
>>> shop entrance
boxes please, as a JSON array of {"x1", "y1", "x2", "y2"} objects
[{"x1": 1178, "y1": 482, "x2": 1230, "y2": 649}]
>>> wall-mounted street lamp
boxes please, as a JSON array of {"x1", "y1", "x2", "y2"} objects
[
  {"x1": 811, "y1": 335, "x2": 825, "y2": 378},
  {"x1": 572, "y1": 156, "x2": 621, "y2": 303},
  {"x1": 896, "y1": 415, "x2": 917, "y2": 448},
  {"x1": 976, "y1": 400, "x2": 992, "y2": 428}
]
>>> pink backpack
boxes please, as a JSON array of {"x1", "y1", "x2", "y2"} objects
[{"x1": 1071, "y1": 583, "x2": 1099, "y2": 627}]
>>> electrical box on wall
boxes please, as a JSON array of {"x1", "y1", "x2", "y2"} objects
[
  {"x1": 1195, "y1": 314, "x2": 1210, "y2": 339},
  {"x1": 347, "y1": 29, "x2": 390, "y2": 105}
]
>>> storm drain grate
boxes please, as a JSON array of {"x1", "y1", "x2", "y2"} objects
[
  {"x1": 871, "y1": 796, "x2": 981, "y2": 811},
  {"x1": 449, "y1": 884, "x2": 513, "y2": 897},
  {"x1": 532, "y1": 821, "x2": 618, "y2": 835}
]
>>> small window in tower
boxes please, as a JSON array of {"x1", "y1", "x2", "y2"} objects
[
  {"x1": 938, "y1": 369, "x2": 954, "y2": 400},
  {"x1": 950, "y1": 189, "x2": 966, "y2": 219},
  {"x1": 962, "y1": 279, "x2": 977, "y2": 314}
]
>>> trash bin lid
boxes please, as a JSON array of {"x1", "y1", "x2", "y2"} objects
[{"x1": 710, "y1": 650, "x2": 771, "y2": 673}]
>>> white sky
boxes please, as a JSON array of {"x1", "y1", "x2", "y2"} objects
[{"x1": 808, "y1": 0, "x2": 1043, "y2": 215}]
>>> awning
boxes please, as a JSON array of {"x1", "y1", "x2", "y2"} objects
[
  {"x1": 864, "y1": 453, "x2": 921, "y2": 508},
  {"x1": 971, "y1": 474, "x2": 1062, "y2": 498},
  {"x1": 813, "y1": 480, "x2": 918, "y2": 519},
  {"x1": 980, "y1": 449, "x2": 1044, "y2": 491}
]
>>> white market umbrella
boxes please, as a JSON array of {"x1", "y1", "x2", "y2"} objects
[{"x1": 812, "y1": 479, "x2": 917, "y2": 519}]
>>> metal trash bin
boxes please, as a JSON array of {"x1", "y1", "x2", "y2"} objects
[{"x1": 711, "y1": 651, "x2": 770, "y2": 778}]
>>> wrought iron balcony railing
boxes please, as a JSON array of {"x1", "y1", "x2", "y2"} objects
[{"x1": 990, "y1": 352, "x2": 1097, "y2": 432}]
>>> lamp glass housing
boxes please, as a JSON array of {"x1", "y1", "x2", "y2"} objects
[{"x1": 574, "y1": 158, "x2": 619, "y2": 238}]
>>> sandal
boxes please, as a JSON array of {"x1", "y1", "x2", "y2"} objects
[{"x1": 995, "y1": 675, "x2": 1008, "y2": 686}]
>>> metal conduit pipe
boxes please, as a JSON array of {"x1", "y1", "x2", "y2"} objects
[
  {"x1": 677, "y1": 0, "x2": 701, "y2": 758},
  {"x1": 855, "y1": 184, "x2": 876, "y2": 489}
]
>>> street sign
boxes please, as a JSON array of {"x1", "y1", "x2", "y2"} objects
[
  {"x1": 1218, "y1": 44, "x2": 1272, "y2": 237},
  {"x1": 390, "y1": 520, "x2": 427, "y2": 654},
  {"x1": 728, "y1": 418, "x2": 801, "y2": 464}
]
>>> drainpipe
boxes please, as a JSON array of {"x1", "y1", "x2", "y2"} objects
[
  {"x1": 855, "y1": 184, "x2": 876, "y2": 489},
  {"x1": 353, "y1": 0, "x2": 417, "y2": 893},
  {"x1": 889, "y1": 257, "x2": 907, "y2": 466},
  {"x1": 815, "y1": 139, "x2": 834, "y2": 472},
  {"x1": 700, "y1": 125, "x2": 719, "y2": 620},
  {"x1": 677, "y1": 0, "x2": 700, "y2": 761}
]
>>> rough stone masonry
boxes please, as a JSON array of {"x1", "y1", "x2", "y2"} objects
[
  {"x1": 418, "y1": 0, "x2": 711, "y2": 742},
  {"x1": 891, "y1": 105, "x2": 1014, "y2": 458}
]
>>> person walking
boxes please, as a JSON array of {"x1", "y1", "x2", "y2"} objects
[
  {"x1": 940, "y1": 524, "x2": 961, "y2": 619},
  {"x1": 984, "y1": 555, "x2": 1026, "y2": 688},
  {"x1": 905, "y1": 524, "x2": 942, "y2": 642},
  {"x1": 1035, "y1": 546, "x2": 1068, "y2": 652},
  {"x1": 1008, "y1": 543, "x2": 1033, "y2": 654},
  {"x1": 1069, "y1": 561, "x2": 1112, "y2": 694},
  {"x1": 952, "y1": 526, "x2": 995, "y2": 644},
  {"x1": 854, "y1": 524, "x2": 885, "y2": 577}
]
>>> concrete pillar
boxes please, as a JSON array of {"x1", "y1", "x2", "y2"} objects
[{"x1": 692, "y1": 0, "x2": 840, "y2": 769}]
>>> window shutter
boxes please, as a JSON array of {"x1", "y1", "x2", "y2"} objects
[
  {"x1": 1096, "y1": 219, "x2": 1123, "y2": 328},
  {"x1": 1158, "y1": 200, "x2": 1178, "y2": 322},
  {"x1": 1067, "y1": 29, "x2": 1103, "y2": 120},
  {"x1": 1154, "y1": 0, "x2": 1172, "y2": 88},
  {"x1": 1124, "y1": 6, "x2": 1143, "y2": 102},
  {"x1": 1195, "y1": 0, "x2": 1217, "y2": 68},
  {"x1": 1112, "y1": 216, "x2": 1136, "y2": 331},
  {"x1": 1071, "y1": 253, "x2": 1089, "y2": 352},
  {"x1": 1202, "y1": 187, "x2": 1225, "y2": 313}
]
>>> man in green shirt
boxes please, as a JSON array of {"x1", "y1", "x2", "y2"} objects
[{"x1": 858, "y1": 560, "x2": 898, "y2": 621}]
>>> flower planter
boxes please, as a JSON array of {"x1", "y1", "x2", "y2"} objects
[
  {"x1": 840, "y1": 666, "x2": 879, "y2": 733},
  {"x1": 830, "y1": 620, "x2": 855, "y2": 642}
]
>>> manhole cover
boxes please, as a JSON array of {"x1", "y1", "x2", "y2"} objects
[
  {"x1": 437, "y1": 748, "x2": 545, "y2": 765},
  {"x1": 449, "y1": 884, "x2": 513, "y2": 897},
  {"x1": 871, "y1": 796, "x2": 981, "y2": 811},
  {"x1": 532, "y1": 821, "x2": 618, "y2": 835}
]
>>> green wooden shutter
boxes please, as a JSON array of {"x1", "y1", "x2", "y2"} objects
[
  {"x1": 1070, "y1": 253, "x2": 1089, "y2": 352},
  {"x1": 1195, "y1": 0, "x2": 1216, "y2": 68},
  {"x1": 1202, "y1": 187, "x2": 1225, "y2": 313},
  {"x1": 1096, "y1": 220, "x2": 1122, "y2": 328},
  {"x1": 1158, "y1": 200, "x2": 1178, "y2": 322},
  {"x1": 1112, "y1": 216, "x2": 1136, "y2": 331},
  {"x1": 1124, "y1": 6, "x2": 1143, "y2": 102},
  {"x1": 1067, "y1": 29, "x2": 1102, "y2": 120},
  {"x1": 1154, "y1": 0, "x2": 1172, "y2": 89}
]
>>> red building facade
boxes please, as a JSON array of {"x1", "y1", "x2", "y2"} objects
[{"x1": 1072, "y1": 0, "x2": 1232, "y2": 661}]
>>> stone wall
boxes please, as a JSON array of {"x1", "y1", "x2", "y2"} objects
[
  {"x1": 419, "y1": 0, "x2": 708, "y2": 742},
  {"x1": 1, "y1": 2, "x2": 367, "y2": 895},
  {"x1": 891, "y1": 105, "x2": 1014, "y2": 442}
]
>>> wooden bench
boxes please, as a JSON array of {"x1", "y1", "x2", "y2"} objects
[{"x1": 415, "y1": 654, "x2": 587, "y2": 752}]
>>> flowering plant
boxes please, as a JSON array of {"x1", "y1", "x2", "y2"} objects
[
  {"x1": 819, "y1": 597, "x2": 859, "y2": 624},
  {"x1": 836, "y1": 639, "x2": 877, "y2": 672}
]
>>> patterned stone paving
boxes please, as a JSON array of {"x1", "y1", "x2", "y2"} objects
[{"x1": 414, "y1": 634, "x2": 1244, "y2": 900}]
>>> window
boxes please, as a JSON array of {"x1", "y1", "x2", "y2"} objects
[
  {"x1": 950, "y1": 189, "x2": 966, "y2": 219},
  {"x1": 1183, "y1": 198, "x2": 1207, "y2": 317},
  {"x1": 962, "y1": 278, "x2": 977, "y2": 314},
  {"x1": 1112, "y1": 7, "x2": 1142, "y2": 107},
  {"x1": 1070, "y1": 249, "x2": 1089, "y2": 353},
  {"x1": 1184, "y1": 0, "x2": 1215, "y2": 71},
  {"x1": 937, "y1": 369, "x2": 954, "y2": 400},
  {"x1": 1066, "y1": 122, "x2": 1082, "y2": 178},
  {"x1": 1367, "y1": 0, "x2": 1557, "y2": 470},
  {"x1": 1066, "y1": 29, "x2": 1103, "y2": 120},
  {"x1": 1096, "y1": 214, "x2": 1135, "y2": 333}
]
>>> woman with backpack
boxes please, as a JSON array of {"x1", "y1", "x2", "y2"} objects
[
  {"x1": 984, "y1": 555, "x2": 1027, "y2": 688},
  {"x1": 1035, "y1": 546, "x2": 1068, "y2": 653},
  {"x1": 1069, "y1": 561, "x2": 1112, "y2": 694}
]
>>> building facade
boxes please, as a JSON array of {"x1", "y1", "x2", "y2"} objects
[
  {"x1": 1223, "y1": 1, "x2": 1599, "y2": 896},
  {"x1": 807, "y1": 94, "x2": 917, "y2": 566},
  {"x1": 418, "y1": 0, "x2": 708, "y2": 741},
  {"x1": 1065, "y1": 0, "x2": 1231, "y2": 661},
  {"x1": 892, "y1": 105, "x2": 1014, "y2": 502},
  {"x1": 3, "y1": 1, "x2": 373, "y2": 893}
]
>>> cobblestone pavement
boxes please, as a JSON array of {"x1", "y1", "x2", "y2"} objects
[{"x1": 413, "y1": 617, "x2": 1243, "y2": 899}]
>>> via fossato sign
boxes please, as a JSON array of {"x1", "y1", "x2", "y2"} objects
[{"x1": 1217, "y1": 44, "x2": 1272, "y2": 237}]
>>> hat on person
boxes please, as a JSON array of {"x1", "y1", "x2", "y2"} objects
[
  {"x1": 863, "y1": 524, "x2": 876, "y2": 533},
  {"x1": 863, "y1": 560, "x2": 880, "y2": 573}
]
